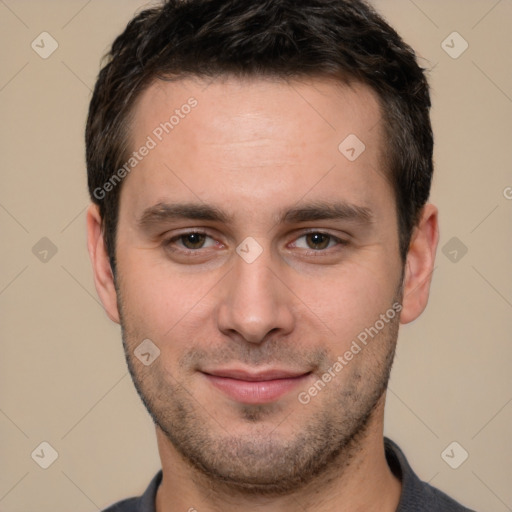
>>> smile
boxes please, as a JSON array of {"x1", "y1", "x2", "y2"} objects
[{"x1": 201, "y1": 369, "x2": 313, "y2": 404}]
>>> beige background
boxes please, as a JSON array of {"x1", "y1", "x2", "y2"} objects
[{"x1": 1, "y1": 0, "x2": 511, "y2": 510}]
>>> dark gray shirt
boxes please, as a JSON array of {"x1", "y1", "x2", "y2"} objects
[{"x1": 102, "y1": 437, "x2": 477, "y2": 511}]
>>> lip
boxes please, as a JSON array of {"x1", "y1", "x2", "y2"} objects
[{"x1": 201, "y1": 368, "x2": 312, "y2": 404}]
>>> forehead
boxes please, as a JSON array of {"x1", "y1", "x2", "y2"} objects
[
  {"x1": 130, "y1": 75, "x2": 382, "y2": 147},
  {"x1": 121, "y1": 75, "x2": 392, "y2": 222}
]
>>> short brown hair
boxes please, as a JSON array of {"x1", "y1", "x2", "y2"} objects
[{"x1": 86, "y1": 0, "x2": 433, "y2": 275}]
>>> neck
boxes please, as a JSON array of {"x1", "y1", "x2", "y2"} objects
[{"x1": 155, "y1": 397, "x2": 401, "y2": 512}]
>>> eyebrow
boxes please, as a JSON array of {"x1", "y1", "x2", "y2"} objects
[
  {"x1": 279, "y1": 200, "x2": 373, "y2": 225},
  {"x1": 137, "y1": 200, "x2": 373, "y2": 230},
  {"x1": 137, "y1": 202, "x2": 232, "y2": 229}
]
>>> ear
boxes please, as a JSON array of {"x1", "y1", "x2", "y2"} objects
[
  {"x1": 400, "y1": 203, "x2": 439, "y2": 324},
  {"x1": 86, "y1": 203, "x2": 121, "y2": 324}
]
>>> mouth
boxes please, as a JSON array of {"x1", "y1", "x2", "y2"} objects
[{"x1": 201, "y1": 368, "x2": 313, "y2": 404}]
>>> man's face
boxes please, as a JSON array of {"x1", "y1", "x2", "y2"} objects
[{"x1": 112, "y1": 76, "x2": 405, "y2": 493}]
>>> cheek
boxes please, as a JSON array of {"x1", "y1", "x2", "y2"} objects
[
  {"x1": 117, "y1": 251, "x2": 219, "y2": 344},
  {"x1": 290, "y1": 258, "x2": 401, "y2": 344}
]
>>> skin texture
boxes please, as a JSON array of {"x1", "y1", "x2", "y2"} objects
[{"x1": 87, "y1": 76, "x2": 438, "y2": 511}]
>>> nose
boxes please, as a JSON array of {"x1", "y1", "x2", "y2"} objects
[{"x1": 215, "y1": 246, "x2": 295, "y2": 344}]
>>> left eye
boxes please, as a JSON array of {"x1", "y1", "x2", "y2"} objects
[
  {"x1": 293, "y1": 232, "x2": 342, "y2": 251},
  {"x1": 171, "y1": 232, "x2": 217, "y2": 250}
]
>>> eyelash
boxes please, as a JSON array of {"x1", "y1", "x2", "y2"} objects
[{"x1": 162, "y1": 230, "x2": 348, "y2": 256}]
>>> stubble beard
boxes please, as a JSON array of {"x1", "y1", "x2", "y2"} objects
[{"x1": 116, "y1": 281, "x2": 401, "y2": 497}]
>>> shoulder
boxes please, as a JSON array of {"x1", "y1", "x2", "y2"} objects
[
  {"x1": 419, "y1": 480, "x2": 477, "y2": 511},
  {"x1": 101, "y1": 470, "x2": 162, "y2": 512},
  {"x1": 384, "y1": 437, "x2": 478, "y2": 512},
  {"x1": 102, "y1": 497, "x2": 139, "y2": 512}
]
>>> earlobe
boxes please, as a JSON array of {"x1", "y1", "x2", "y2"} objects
[
  {"x1": 399, "y1": 203, "x2": 439, "y2": 325},
  {"x1": 86, "y1": 203, "x2": 121, "y2": 324}
]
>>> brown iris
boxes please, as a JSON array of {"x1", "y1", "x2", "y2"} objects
[
  {"x1": 305, "y1": 233, "x2": 331, "y2": 250},
  {"x1": 180, "y1": 233, "x2": 207, "y2": 249}
]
